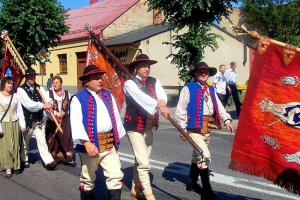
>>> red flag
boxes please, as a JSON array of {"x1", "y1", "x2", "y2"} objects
[
  {"x1": 85, "y1": 32, "x2": 127, "y2": 112},
  {"x1": 229, "y1": 41, "x2": 300, "y2": 195},
  {"x1": 1, "y1": 31, "x2": 24, "y2": 90}
]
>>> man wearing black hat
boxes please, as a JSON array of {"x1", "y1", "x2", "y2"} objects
[
  {"x1": 175, "y1": 62, "x2": 233, "y2": 200},
  {"x1": 17, "y1": 68, "x2": 57, "y2": 170},
  {"x1": 70, "y1": 65, "x2": 125, "y2": 200},
  {"x1": 123, "y1": 54, "x2": 172, "y2": 200}
]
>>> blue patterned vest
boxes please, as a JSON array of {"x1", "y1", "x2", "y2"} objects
[
  {"x1": 186, "y1": 82, "x2": 222, "y2": 129},
  {"x1": 74, "y1": 88, "x2": 120, "y2": 153}
]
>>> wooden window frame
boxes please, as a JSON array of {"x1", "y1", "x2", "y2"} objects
[{"x1": 58, "y1": 53, "x2": 68, "y2": 74}]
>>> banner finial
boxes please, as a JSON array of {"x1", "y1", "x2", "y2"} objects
[{"x1": 84, "y1": 23, "x2": 92, "y2": 33}]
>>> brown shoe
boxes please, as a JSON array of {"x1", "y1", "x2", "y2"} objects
[
  {"x1": 130, "y1": 185, "x2": 145, "y2": 199},
  {"x1": 45, "y1": 161, "x2": 57, "y2": 170},
  {"x1": 5, "y1": 170, "x2": 12, "y2": 178}
]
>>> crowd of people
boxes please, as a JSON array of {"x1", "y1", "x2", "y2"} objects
[
  {"x1": 0, "y1": 57, "x2": 240, "y2": 200},
  {"x1": 0, "y1": 68, "x2": 76, "y2": 179}
]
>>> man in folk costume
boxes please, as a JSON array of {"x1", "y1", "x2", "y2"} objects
[
  {"x1": 123, "y1": 54, "x2": 172, "y2": 200},
  {"x1": 17, "y1": 68, "x2": 57, "y2": 170},
  {"x1": 175, "y1": 62, "x2": 233, "y2": 200},
  {"x1": 70, "y1": 65, "x2": 125, "y2": 200}
]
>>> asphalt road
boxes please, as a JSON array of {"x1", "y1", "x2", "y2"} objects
[{"x1": 0, "y1": 107, "x2": 299, "y2": 200}]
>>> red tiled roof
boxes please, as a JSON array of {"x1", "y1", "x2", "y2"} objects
[{"x1": 60, "y1": 0, "x2": 139, "y2": 42}]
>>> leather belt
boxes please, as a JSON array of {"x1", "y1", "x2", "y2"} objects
[
  {"x1": 145, "y1": 113, "x2": 154, "y2": 129},
  {"x1": 97, "y1": 132, "x2": 114, "y2": 153},
  {"x1": 187, "y1": 116, "x2": 218, "y2": 134}
]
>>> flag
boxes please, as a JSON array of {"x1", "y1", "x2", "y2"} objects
[
  {"x1": 229, "y1": 40, "x2": 300, "y2": 195},
  {"x1": 1, "y1": 31, "x2": 24, "y2": 90},
  {"x1": 85, "y1": 32, "x2": 127, "y2": 112}
]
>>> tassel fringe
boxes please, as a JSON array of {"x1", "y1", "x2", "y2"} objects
[{"x1": 228, "y1": 160, "x2": 300, "y2": 195}]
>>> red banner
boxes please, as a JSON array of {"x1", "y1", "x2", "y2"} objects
[
  {"x1": 86, "y1": 37, "x2": 125, "y2": 112},
  {"x1": 229, "y1": 42, "x2": 300, "y2": 195},
  {"x1": 1, "y1": 37, "x2": 24, "y2": 89}
]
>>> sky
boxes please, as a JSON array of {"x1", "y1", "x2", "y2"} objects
[
  {"x1": 58, "y1": 0, "x2": 92, "y2": 10},
  {"x1": 58, "y1": 0, "x2": 241, "y2": 10}
]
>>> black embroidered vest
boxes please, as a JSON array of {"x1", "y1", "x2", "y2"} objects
[
  {"x1": 124, "y1": 76, "x2": 159, "y2": 132},
  {"x1": 20, "y1": 83, "x2": 44, "y2": 123}
]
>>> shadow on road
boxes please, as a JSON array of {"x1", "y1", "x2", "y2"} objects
[
  {"x1": 28, "y1": 138, "x2": 41, "y2": 165},
  {"x1": 162, "y1": 162, "x2": 262, "y2": 200},
  {"x1": 216, "y1": 192, "x2": 261, "y2": 200}
]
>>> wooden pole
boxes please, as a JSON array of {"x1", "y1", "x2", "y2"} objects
[
  {"x1": 6, "y1": 35, "x2": 28, "y2": 70},
  {"x1": 248, "y1": 31, "x2": 300, "y2": 53},
  {"x1": 36, "y1": 87, "x2": 63, "y2": 133}
]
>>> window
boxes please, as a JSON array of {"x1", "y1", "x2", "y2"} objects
[
  {"x1": 58, "y1": 54, "x2": 67, "y2": 73},
  {"x1": 39, "y1": 63, "x2": 46, "y2": 75}
]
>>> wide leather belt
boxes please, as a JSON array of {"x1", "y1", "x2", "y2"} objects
[
  {"x1": 187, "y1": 116, "x2": 218, "y2": 134},
  {"x1": 97, "y1": 132, "x2": 114, "y2": 153},
  {"x1": 145, "y1": 113, "x2": 154, "y2": 129}
]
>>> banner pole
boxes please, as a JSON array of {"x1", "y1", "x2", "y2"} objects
[
  {"x1": 231, "y1": 25, "x2": 300, "y2": 52},
  {"x1": 248, "y1": 31, "x2": 300, "y2": 53},
  {"x1": 6, "y1": 35, "x2": 28, "y2": 70}
]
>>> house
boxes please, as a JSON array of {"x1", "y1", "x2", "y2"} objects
[{"x1": 33, "y1": 0, "x2": 254, "y2": 95}]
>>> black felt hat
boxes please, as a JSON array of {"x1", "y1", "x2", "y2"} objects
[
  {"x1": 24, "y1": 68, "x2": 38, "y2": 76},
  {"x1": 189, "y1": 62, "x2": 217, "y2": 77},
  {"x1": 78, "y1": 65, "x2": 106, "y2": 81},
  {"x1": 128, "y1": 54, "x2": 157, "y2": 69}
]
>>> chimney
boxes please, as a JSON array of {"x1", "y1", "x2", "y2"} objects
[{"x1": 90, "y1": 0, "x2": 98, "y2": 4}]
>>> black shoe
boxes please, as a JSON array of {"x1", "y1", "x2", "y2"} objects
[
  {"x1": 202, "y1": 192, "x2": 218, "y2": 200},
  {"x1": 23, "y1": 162, "x2": 30, "y2": 168},
  {"x1": 66, "y1": 161, "x2": 76, "y2": 166},
  {"x1": 186, "y1": 181, "x2": 202, "y2": 194},
  {"x1": 200, "y1": 168, "x2": 218, "y2": 200},
  {"x1": 108, "y1": 189, "x2": 122, "y2": 200},
  {"x1": 45, "y1": 161, "x2": 57, "y2": 170},
  {"x1": 80, "y1": 188, "x2": 95, "y2": 200},
  {"x1": 186, "y1": 163, "x2": 201, "y2": 194}
]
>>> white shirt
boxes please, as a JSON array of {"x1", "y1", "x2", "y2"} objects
[
  {"x1": 213, "y1": 72, "x2": 227, "y2": 95},
  {"x1": 123, "y1": 76, "x2": 168, "y2": 115},
  {"x1": 175, "y1": 83, "x2": 232, "y2": 130},
  {"x1": 17, "y1": 84, "x2": 50, "y2": 112},
  {"x1": 0, "y1": 94, "x2": 26, "y2": 132},
  {"x1": 224, "y1": 68, "x2": 237, "y2": 85},
  {"x1": 70, "y1": 88, "x2": 126, "y2": 145}
]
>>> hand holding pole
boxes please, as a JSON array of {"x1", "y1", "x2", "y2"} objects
[{"x1": 36, "y1": 87, "x2": 63, "y2": 133}]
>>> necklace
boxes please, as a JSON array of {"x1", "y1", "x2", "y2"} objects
[
  {"x1": 1, "y1": 91, "x2": 11, "y2": 96},
  {"x1": 54, "y1": 90, "x2": 63, "y2": 97}
]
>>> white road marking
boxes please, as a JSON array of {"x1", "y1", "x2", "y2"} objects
[{"x1": 119, "y1": 152, "x2": 299, "y2": 200}]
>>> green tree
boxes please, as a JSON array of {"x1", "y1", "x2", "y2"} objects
[
  {"x1": 241, "y1": 0, "x2": 300, "y2": 45},
  {"x1": 147, "y1": 0, "x2": 238, "y2": 82},
  {"x1": 0, "y1": 0, "x2": 69, "y2": 66}
]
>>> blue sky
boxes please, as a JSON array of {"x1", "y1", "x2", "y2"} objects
[
  {"x1": 58, "y1": 0, "x2": 91, "y2": 10},
  {"x1": 58, "y1": 0, "x2": 241, "y2": 10}
]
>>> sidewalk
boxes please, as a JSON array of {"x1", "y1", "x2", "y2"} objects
[{"x1": 120, "y1": 105, "x2": 239, "y2": 132}]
